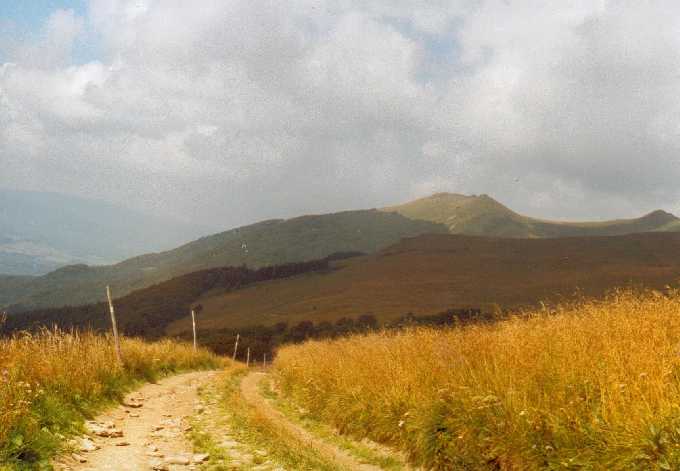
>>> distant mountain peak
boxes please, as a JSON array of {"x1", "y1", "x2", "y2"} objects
[
  {"x1": 642, "y1": 209, "x2": 678, "y2": 221},
  {"x1": 428, "y1": 191, "x2": 471, "y2": 198},
  {"x1": 384, "y1": 192, "x2": 680, "y2": 239},
  {"x1": 414, "y1": 192, "x2": 491, "y2": 202}
]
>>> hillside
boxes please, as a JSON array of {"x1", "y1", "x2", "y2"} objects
[
  {"x1": 384, "y1": 192, "x2": 680, "y2": 238},
  {"x1": 0, "y1": 189, "x2": 210, "y2": 275},
  {"x1": 9, "y1": 232, "x2": 680, "y2": 359},
  {"x1": 1, "y1": 258, "x2": 335, "y2": 337},
  {"x1": 0, "y1": 275, "x2": 33, "y2": 307},
  {"x1": 0, "y1": 211, "x2": 446, "y2": 310},
  {"x1": 165, "y1": 232, "x2": 680, "y2": 335},
  {"x1": 3, "y1": 192, "x2": 679, "y2": 311}
]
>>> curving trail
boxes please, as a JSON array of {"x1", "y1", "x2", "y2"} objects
[{"x1": 240, "y1": 371, "x2": 382, "y2": 471}]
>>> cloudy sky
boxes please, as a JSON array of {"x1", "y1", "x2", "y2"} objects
[{"x1": 1, "y1": 0, "x2": 679, "y2": 229}]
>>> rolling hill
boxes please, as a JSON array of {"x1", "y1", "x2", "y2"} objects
[
  {"x1": 0, "y1": 211, "x2": 446, "y2": 310},
  {"x1": 2, "y1": 192, "x2": 679, "y2": 311},
  {"x1": 8, "y1": 232, "x2": 680, "y2": 359},
  {"x1": 163, "y1": 232, "x2": 680, "y2": 335},
  {"x1": 384, "y1": 192, "x2": 680, "y2": 238},
  {"x1": 0, "y1": 275, "x2": 34, "y2": 307},
  {"x1": 1, "y1": 257, "x2": 335, "y2": 337}
]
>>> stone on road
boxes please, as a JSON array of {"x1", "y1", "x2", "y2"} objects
[{"x1": 53, "y1": 371, "x2": 217, "y2": 471}]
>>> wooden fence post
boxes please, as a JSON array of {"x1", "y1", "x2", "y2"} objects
[
  {"x1": 232, "y1": 333, "x2": 240, "y2": 361},
  {"x1": 191, "y1": 309, "x2": 197, "y2": 352},
  {"x1": 263, "y1": 353, "x2": 266, "y2": 368},
  {"x1": 246, "y1": 347, "x2": 250, "y2": 368},
  {"x1": 106, "y1": 285, "x2": 122, "y2": 365}
]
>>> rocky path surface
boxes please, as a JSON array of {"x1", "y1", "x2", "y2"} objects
[
  {"x1": 240, "y1": 372, "x2": 382, "y2": 471},
  {"x1": 53, "y1": 371, "x2": 216, "y2": 471},
  {"x1": 52, "y1": 369, "x2": 402, "y2": 471}
]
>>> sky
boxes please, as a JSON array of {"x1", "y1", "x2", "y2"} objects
[{"x1": 1, "y1": 0, "x2": 680, "y2": 229}]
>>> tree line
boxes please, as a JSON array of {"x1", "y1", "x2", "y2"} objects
[
  {"x1": 1, "y1": 250, "x2": 486, "y2": 361},
  {"x1": 1, "y1": 256, "x2": 348, "y2": 336},
  {"x1": 190, "y1": 307, "x2": 485, "y2": 361}
]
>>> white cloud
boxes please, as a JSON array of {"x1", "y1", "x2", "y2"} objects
[{"x1": 2, "y1": 0, "x2": 680, "y2": 227}]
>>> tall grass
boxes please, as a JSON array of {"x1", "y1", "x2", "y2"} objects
[
  {"x1": 275, "y1": 290, "x2": 680, "y2": 470},
  {"x1": 0, "y1": 329, "x2": 223, "y2": 468}
]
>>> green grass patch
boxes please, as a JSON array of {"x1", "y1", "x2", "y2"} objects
[{"x1": 190, "y1": 368, "x2": 340, "y2": 470}]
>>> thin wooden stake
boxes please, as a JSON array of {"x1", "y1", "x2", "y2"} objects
[
  {"x1": 263, "y1": 353, "x2": 267, "y2": 368},
  {"x1": 191, "y1": 309, "x2": 197, "y2": 352},
  {"x1": 246, "y1": 347, "x2": 250, "y2": 368},
  {"x1": 106, "y1": 285, "x2": 122, "y2": 365},
  {"x1": 232, "y1": 333, "x2": 240, "y2": 361}
]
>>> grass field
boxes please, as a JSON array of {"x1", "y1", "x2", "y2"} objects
[
  {"x1": 274, "y1": 290, "x2": 680, "y2": 470},
  {"x1": 167, "y1": 232, "x2": 680, "y2": 334},
  {"x1": 0, "y1": 329, "x2": 223, "y2": 469}
]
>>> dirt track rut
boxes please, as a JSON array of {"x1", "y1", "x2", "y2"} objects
[{"x1": 240, "y1": 372, "x2": 382, "y2": 471}]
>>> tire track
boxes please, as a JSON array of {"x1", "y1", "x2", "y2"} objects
[{"x1": 240, "y1": 372, "x2": 382, "y2": 471}]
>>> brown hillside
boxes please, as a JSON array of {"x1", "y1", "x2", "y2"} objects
[{"x1": 165, "y1": 232, "x2": 680, "y2": 334}]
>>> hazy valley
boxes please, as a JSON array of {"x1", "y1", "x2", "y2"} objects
[{"x1": 0, "y1": 189, "x2": 213, "y2": 276}]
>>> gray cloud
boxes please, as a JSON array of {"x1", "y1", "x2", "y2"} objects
[{"x1": 1, "y1": 0, "x2": 679, "y2": 230}]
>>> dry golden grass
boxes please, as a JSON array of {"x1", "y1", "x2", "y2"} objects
[
  {"x1": 0, "y1": 329, "x2": 223, "y2": 467},
  {"x1": 275, "y1": 290, "x2": 680, "y2": 470}
]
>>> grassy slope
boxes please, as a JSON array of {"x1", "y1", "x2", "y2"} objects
[
  {"x1": 0, "y1": 276, "x2": 34, "y2": 308},
  {"x1": 3, "y1": 211, "x2": 446, "y2": 310},
  {"x1": 2, "y1": 259, "x2": 333, "y2": 338},
  {"x1": 384, "y1": 192, "x2": 680, "y2": 238},
  {"x1": 274, "y1": 291, "x2": 680, "y2": 469},
  {"x1": 166, "y1": 231, "x2": 680, "y2": 334},
  {"x1": 0, "y1": 330, "x2": 223, "y2": 469}
]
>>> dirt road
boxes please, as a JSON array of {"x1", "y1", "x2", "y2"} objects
[
  {"x1": 53, "y1": 370, "x2": 216, "y2": 471},
  {"x1": 53, "y1": 370, "x2": 401, "y2": 470},
  {"x1": 240, "y1": 372, "x2": 382, "y2": 471}
]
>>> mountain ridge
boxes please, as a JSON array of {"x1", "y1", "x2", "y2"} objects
[
  {"x1": 2, "y1": 192, "x2": 679, "y2": 311},
  {"x1": 163, "y1": 230, "x2": 680, "y2": 336},
  {"x1": 383, "y1": 192, "x2": 680, "y2": 238},
  {"x1": 0, "y1": 209, "x2": 447, "y2": 310},
  {"x1": 9, "y1": 231, "x2": 680, "y2": 360}
]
